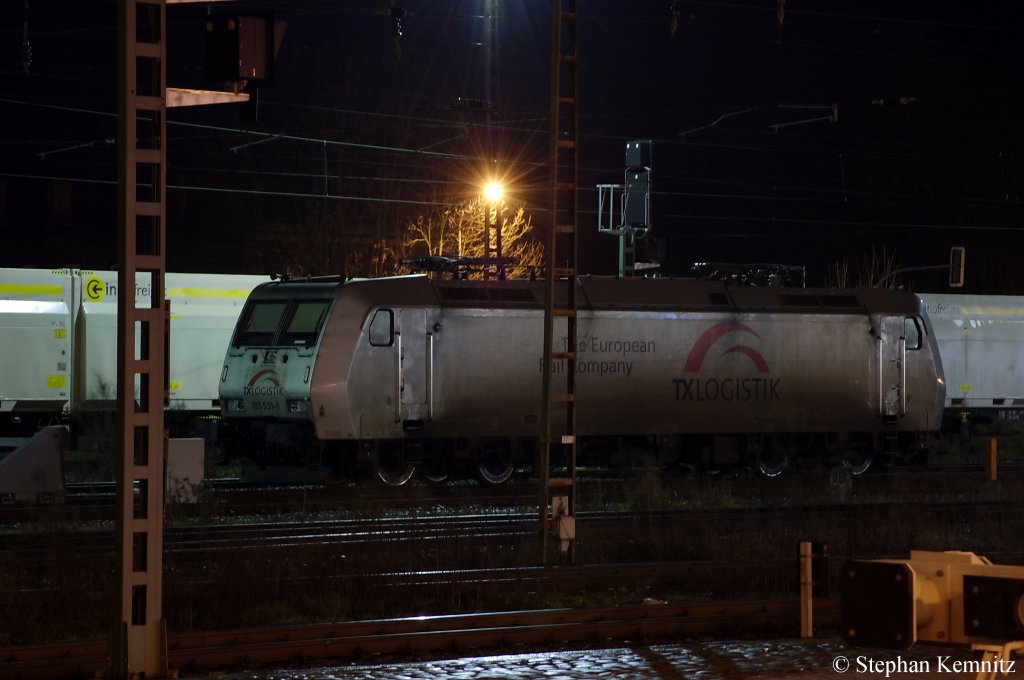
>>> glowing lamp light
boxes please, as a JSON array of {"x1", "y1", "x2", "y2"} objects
[{"x1": 483, "y1": 181, "x2": 504, "y2": 203}]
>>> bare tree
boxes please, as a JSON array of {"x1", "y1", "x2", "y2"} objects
[
  {"x1": 346, "y1": 236, "x2": 399, "y2": 278},
  {"x1": 865, "y1": 246, "x2": 899, "y2": 288},
  {"x1": 403, "y1": 196, "x2": 543, "y2": 279},
  {"x1": 827, "y1": 258, "x2": 852, "y2": 289},
  {"x1": 826, "y1": 246, "x2": 900, "y2": 288}
]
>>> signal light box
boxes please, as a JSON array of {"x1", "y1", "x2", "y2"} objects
[{"x1": 206, "y1": 14, "x2": 286, "y2": 87}]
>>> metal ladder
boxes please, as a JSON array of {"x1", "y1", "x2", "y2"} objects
[{"x1": 540, "y1": 0, "x2": 580, "y2": 563}]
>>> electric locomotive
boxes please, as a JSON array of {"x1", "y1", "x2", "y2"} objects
[{"x1": 219, "y1": 275, "x2": 946, "y2": 483}]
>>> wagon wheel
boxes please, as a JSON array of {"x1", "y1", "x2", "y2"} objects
[
  {"x1": 376, "y1": 445, "x2": 416, "y2": 486},
  {"x1": 476, "y1": 440, "x2": 514, "y2": 485}
]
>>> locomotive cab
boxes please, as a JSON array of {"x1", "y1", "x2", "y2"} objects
[{"x1": 219, "y1": 278, "x2": 341, "y2": 468}]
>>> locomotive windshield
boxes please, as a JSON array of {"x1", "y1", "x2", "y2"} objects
[
  {"x1": 280, "y1": 301, "x2": 331, "y2": 346},
  {"x1": 234, "y1": 301, "x2": 287, "y2": 346},
  {"x1": 232, "y1": 299, "x2": 331, "y2": 347}
]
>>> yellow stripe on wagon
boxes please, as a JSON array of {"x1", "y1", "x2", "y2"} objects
[
  {"x1": 166, "y1": 287, "x2": 253, "y2": 300},
  {"x1": 960, "y1": 306, "x2": 1024, "y2": 317},
  {"x1": 0, "y1": 284, "x2": 64, "y2": 296}
]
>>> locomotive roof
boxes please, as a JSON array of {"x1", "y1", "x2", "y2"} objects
[
  {"x1": 248, "y1": 278, "x2": 344, "y2": 300},
  {"x1": 335, "y1": 276, "x2": 924, "y2": 316}
]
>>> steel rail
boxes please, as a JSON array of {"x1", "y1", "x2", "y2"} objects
[
  {"x1": 4, "y1": 499, "x2": 1023, "y2": 558},
  {"x1": 0, "y1": 597, "x2": 839, "y2": 680},
  {"x1": 1, "y1": 464, "x2": 1015, "y2": 525}
]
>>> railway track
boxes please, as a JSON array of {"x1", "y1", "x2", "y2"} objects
[
  {"x1": 4, "y1": 515, "x2": 1021, "y2": 648},
  {"x1": 3, "y1": 462, "x2": 1020, "y2": 526},
  {"x1": 3, "y1": 500, "x2": 1022, "y2": 556},
  {"x1": 3, "y1": 486, "x2": 1021, "y2": 664},
  {"x1": 0, "y1": 596, "x2": 839, "y2": 680}
]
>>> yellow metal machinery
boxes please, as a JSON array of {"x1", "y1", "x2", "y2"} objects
[
  {"x1": 540, "y1": 0, "x2": 580, "y2": 563},
  {"x1": 842, "y1": 550, "x2": 1024, "y2": 680}
]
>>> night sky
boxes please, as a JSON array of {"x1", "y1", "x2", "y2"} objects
[{"x1": 2, "y1": 2, "x2": 1023, "y2": 292}]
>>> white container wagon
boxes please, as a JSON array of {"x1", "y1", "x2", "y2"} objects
[{"x1": 0, "y1": 268, "x2": 267, "y2": 447}]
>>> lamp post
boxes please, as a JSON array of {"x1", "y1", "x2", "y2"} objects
[{"x1": 484, "y1": 180, "x2": 504, "y2": 279}]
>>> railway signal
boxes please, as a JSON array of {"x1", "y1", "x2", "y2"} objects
[{"x1": 950, "y1": 246, "x2": 966, "y2": 288}]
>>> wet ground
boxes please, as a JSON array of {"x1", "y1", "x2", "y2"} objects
[{"x1": 185, "y1": 637, "x2": 1023, "y2": 679}]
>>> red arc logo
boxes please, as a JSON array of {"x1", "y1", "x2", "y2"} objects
[
  {"x1": 247, "y1": 369, "x2": 281, "y2": 387},
  {"x1": 683, "y1": 322, "x2": 770, "y2": 373}
]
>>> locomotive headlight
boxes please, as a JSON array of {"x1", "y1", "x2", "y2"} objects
[
  {"x1": 288, "y1": 399, "x2": 309, "y2": 414},
  {"x1": 226, "y1": 399, "x2": 245, "y2": 412}
]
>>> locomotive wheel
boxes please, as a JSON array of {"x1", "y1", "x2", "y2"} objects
[
  {"x1": 376, "y1": 446, "x2": 416, "y2": 486},
  {"x1": 378, "y1": 462, "x2": 416, "y2": 486},
  {"x1": 420, "y1": 464, "x2": 450, "y2": 484},
  {"x1": 756, "y1": 438, "x2": 790, "y2": 477},
  {"x1": 756, "y1": 452, "x2": 788, "y2": 477},
  {"x1": 841, "y1": 451, "x2": 873, "y2": 475},
  {"x1": 419, "y1": 447, "x2": 451, "y2": 484},
  {"x1": 421, "y1": 470, "x2": 450, "y2": 484},
  {"x1": 476, "y1": 440, "x2": 514, "y2": 485}
]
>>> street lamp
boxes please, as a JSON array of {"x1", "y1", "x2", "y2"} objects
[
  {"x1": 484, "y1": 180, "x2": 504, "y2": 203},
  {"x1": 484, "y1": 181, "x2": 504, "y2": 279}
]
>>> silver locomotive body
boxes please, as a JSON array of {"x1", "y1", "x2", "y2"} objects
[{"x1": 221, "y1": 276, "x2": 945, "y2": 479}]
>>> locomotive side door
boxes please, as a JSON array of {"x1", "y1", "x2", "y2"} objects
[
  {"x1": 877, "y1": 315, "x2": 906, "y2": 420},
  {"x1": 399, "y1": 309, "x2": 428, "y2": 413}
]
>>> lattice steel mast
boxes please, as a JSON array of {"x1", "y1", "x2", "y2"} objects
[{"x1": 114, "y1": 2, "x2": 169, "y2": 677}]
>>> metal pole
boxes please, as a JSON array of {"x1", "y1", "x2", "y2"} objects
[
  {"x1": 800, "y1": 541, "x2": 813, "y2": 638},
  {"x1": 495, "y1": 202, "x2": 504, "y2": 280},
  {"x1": 986, "y1": 437, "x2": 998, "y2": 481},
  {"x1": 483, "y1": 201, "x2": 492, "y2": 281}
]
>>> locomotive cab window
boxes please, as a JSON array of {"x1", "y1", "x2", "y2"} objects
[
  {"x1": 234, "y1": 301, "x2": 287, "y2": 346},
  {"x1": 280, "y1": 300, "x2": 331, "y2": 346},
  {"x1": 904, "y1": 317, "x2": 922, "y2": 350},
  {"x1": 369, "y1": 309, "x2": 394, "y2": 347}
]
